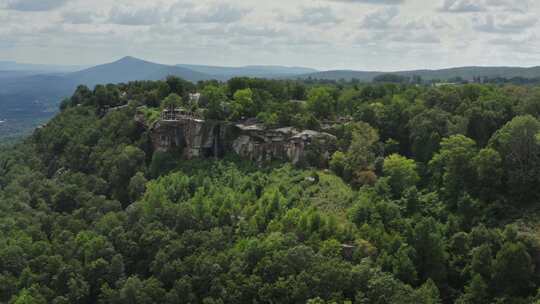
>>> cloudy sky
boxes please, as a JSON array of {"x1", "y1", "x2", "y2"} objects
[{"x1": 0, "y1": 0, "x2": 538, "y2": 71}]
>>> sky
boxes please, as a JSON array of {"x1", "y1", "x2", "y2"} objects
[{"x1": 0, "y1": 0, "x2": 538, "y2": 71}]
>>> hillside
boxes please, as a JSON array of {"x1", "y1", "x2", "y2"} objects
[
  {"x1": 0, "y1": 70, "x2": 47, "y2": 79},
  {"x1": 0, "y1": 74, "x2": 76, "y2": 109},
  {"x1": 301, "y1": 66, "x2": 540, "y2": 81},
  {"x1": 298, "y1": 70, "x2": 382, "y2": 81},
  {"x1": 177, "y1": 63, "x2": 318, "y2": 79},
  {"x1": 0, "y1": 60, "x2": 86, "y2": 73},
  {"x1": 2, "y1": 78, "x2": 540, "y2": 303}
]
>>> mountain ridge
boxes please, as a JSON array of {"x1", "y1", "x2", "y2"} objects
[
  {"x1": 0, "y1": 60, "x2": 87, "y2": 73},
  {"x1": 299, "y1": 65, "x2": 540, "y2": 81},
  {"x1": 176, "y1": 63, "x2": 317, "y2": 78},
  {"x1": 4, "y1": 56, "x2": 540, "y2": 140},
  {"x1": 70, "y1": 56, "x2": 211, "y2": 87}
]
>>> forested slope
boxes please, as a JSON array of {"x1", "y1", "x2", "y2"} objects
[
  {"x1": 2, "y1": 77, "x2": 540, "y2": 303},
  {"x1": 300, "y1": 66, "x2": 540, "y2": 82}
]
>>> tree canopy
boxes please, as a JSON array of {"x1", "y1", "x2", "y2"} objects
[{"x1": 2, "y1": 78, "x2": 540, "y2": 303}]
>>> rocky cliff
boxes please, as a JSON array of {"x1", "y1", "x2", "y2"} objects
[{"x1": 138, "y1": 108, "x2": 337, "y2": 165}]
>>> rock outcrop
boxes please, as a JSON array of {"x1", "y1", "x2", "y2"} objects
[{"x1": 141, "y1": 108, "x2": 337, "y2": 165}]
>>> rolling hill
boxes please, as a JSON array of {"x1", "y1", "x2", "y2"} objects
[
  {"x1": 0, "y1": 61, "x2": 86, "y2": 73},
  {"x1": 299, "y1": 66, "x2": 540, "y2": 81},
  {"x1": 177, "y1": 63, "x2": 318, "y2": 79}
]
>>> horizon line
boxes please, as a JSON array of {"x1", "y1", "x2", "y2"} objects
[{"x1": 3, "y1": 55, "x2": 540, "y2": 73}]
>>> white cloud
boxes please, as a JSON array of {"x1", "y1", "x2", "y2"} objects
[
  {"x1": 484, "y1": 0, "x2": 532, "y2": 13},
  {"x1": 440, "y1": 0, "x2": 484, "y2": 12},
  {"x1": 172, "y1": 2, "x2": 249, "y2": 24},
  {"x1": 62, "y1": 10, "x2": 98, "y2": 24},
  {"x1": 0, "y1": 0, "x2": 539, "y2": 70},
  {"x1": 440, "y1": 0, "x2": 533, "y2": 13},
  {"x1": 327, "y1": 0, "x2": 404, "y2": 4},
  {"x1": 2, "y1": 0, "x2": 68, "y2": 11},
  {"x1": 391, "y1": 31, "x2": 441, "y2": 44},
  {"x1": 361, "y1": 7, "x2": 400, "y2": 29},
  {"x1": 284, "y1": 6, "x2": 341, "y2": 25},
  {"x1": 108, "y1": 6, "x2": 164, "y2": 26},
  {"x1": 473, "y1": 14, "x2": 537, "y2": 33}
]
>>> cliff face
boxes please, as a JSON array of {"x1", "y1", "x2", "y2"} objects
[
  {"x1": 150, "y1": 118, "x2": 228, "y2": 159},
  {"x1": 142, "y1": 109, "x2": 337, "y2": 165},
  {"x1": 231, "y1": 126, "x2": 337, "y2": 165}
]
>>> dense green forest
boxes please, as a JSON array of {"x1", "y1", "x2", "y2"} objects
[{"x1": 3, "y1": 76, "x2": 540, "y2": 303}]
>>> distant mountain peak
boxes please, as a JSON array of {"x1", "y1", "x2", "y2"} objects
[
  {"x1": 116, "y1": 56, "x2": 145, "y2": 64},
  {"x1": 69, "y1": 56, "x2": 211, "y2": 87}
]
